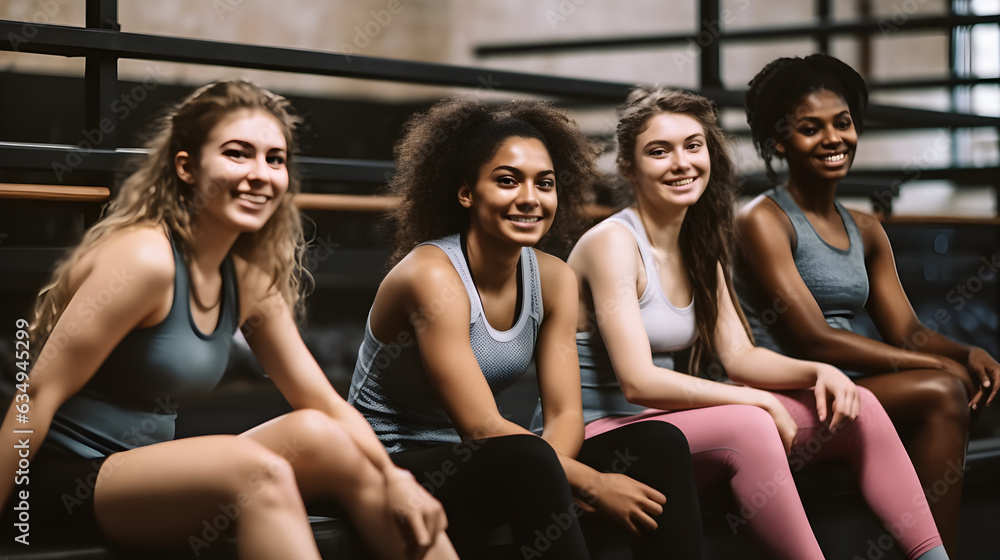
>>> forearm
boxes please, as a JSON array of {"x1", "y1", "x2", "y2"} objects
[
  {"x1": 0, "y1": 398, "x2": 55, "y2": 510},
  {"x1": 794, "y1": 326, "x2": 943, "y2": 374},
  {"x1": 627, "y1": 368, "x2": 775, "y2": 411},
  {"x1": 725, "y1": 347, "x2": 819, "y2": 389},
  {"x1": 556, "y1": 453, "x2": 602, "y2": 499},
  {"x1": 897, "y1": 325, "x2": 973, "y2": 364}
]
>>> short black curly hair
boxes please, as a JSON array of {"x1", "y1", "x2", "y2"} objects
[
  {"x1": 745, "y1": 53, "x2": 868, "y2": 183},
  {"x1": 385, "y1": 98, "x2": 600, "y2": 265}
]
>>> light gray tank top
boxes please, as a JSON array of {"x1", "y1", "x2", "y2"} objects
[
  {"x1": 735, "y1": 186, "x2": 869, "y2": 355},
  {"x1": 348, "y1": 234, "x2": 543, "y2": 453},
  {"x1": 532, "y1": 208, "x2": 697, "y2": 429}
]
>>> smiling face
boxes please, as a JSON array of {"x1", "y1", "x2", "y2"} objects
[
  {"x1": 458, "y1": 136, "x2": 557, "y2": 248},
  {"x1": 628, "y1": 112, "x2": 711, "y2": 210},
  {"x1": 777, "y1": 88, "x2": 857, "y2": 183},
  {"x1": 175, "y1": 108, "x2": 289, "y2": 233}
]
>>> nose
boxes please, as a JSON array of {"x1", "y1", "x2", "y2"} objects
[
  {"x1": 821, "y1": 125, "x2": 842, "y2": 146},
  {"x1": 670, "y1": 150, "x2": 691, "y2": 172},
  {"x1": 246, "y1": 154, "x2": 271, "y2": 185},
  {"x1": 516, "y1": 182, "x2": 541, "y2": 209}
]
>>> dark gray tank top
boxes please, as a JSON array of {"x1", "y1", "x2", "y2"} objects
[
  {"x1": 735, "y1": 186, "x2": 869, "y2": 354},
  {"x1": 48, "y1": 232, "x2": 240, "y2": 458}
]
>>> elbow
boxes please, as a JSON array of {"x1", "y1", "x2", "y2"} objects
[{"x1": 620, "y1": 378, "x2": 650, "y2": 407}]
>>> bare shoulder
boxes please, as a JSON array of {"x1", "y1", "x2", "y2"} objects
[
  {"x1": 570, "y1": 220, "x2": 636, "y2": 265},
  {"x1": 844, "y1": 207, "x2": 885, "y2": 247},
  {"x1": 386, "y1": 244, "x2": 466, "y2": 306},
  {"x1": 85, "y1": 225, "x2": 175, "y2": 287},
  {"x1": 737, "y1": 194, "x2": 791, "y2": 237},
  {"x1": 533, "y1": 249, "x2": 575, "y2": 291}
]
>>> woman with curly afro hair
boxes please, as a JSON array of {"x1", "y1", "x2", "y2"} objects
[{"x1": 348, "y1": 98, "x2": 703, "y2": 559}]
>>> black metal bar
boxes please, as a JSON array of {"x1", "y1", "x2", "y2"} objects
[
  {"x1": 816, "y1": 0, "x2": 832, "y2": 53},
  {"x1": 474, "y1": 14, "x2": 1000, "y2": 57},
  {"x1": 0, "y1": 20, "x2": 634, "y2": 102},
  {"x1": 2, "y1": 21, "x2": 997, "y2": 129},
  {"x1": 698, "y1": 0, "x2": 722, "y2": 89},
  {"x1": 868, "y1": 76, "x2": 1000, "y2": 89},
  {"x1": 83, "y1": 0, "x2": 119, "y2": 150}
]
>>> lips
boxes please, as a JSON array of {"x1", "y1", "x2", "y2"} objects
[
  {"x1": 237, "y1": 192, "x2": 269, "y2": 204},
  {"x1": 816, "y1": 152, "x2": 850, "y2": 169},
  {"x1": 507, "y1": 215, "x2": 542, "y2": 224}
]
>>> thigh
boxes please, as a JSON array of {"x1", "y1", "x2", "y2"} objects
[{"x1": 93, "y1": 435, "x2": 292, "y2": 549}]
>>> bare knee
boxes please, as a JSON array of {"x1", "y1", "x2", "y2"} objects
[
  {"x1": 274, "y1": 409, "x2": 367, "y2": 470},
  {"x1": 921, "y1": 373, "x2": 971, "y2": 427},
  {"x1": 223, "y1": 439, "x2": 301, "y2": 508}
]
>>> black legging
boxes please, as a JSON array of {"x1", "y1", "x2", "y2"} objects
[
  {"x1": 392, "y1": 433, "x2": 590, "y2": 560},
  {"x1": 577, "y1": 421, "x2": 703, "y2": 560}
]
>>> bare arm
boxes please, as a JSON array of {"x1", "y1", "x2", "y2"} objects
[
  {"x1": 236, "y1": 261, "x2": 446, "y2": 552},
  {"x1": 859, "y1": 212, "x2": 998, "y2": 406},
  {"x1": 1, "y1": 229, "x2": 173, "y2": 510},
  {"x1": 395, "y1": 250, "x2": 530, "y2": 441},
  {"x1": 575, "y1": 224, "x2": 777, "y2": 413},
  {"x1": 713, "y1": 264, "x2": 861, "y2": 429},
  {"x1": 532, "y1": 251, "x2": 666, "y2": 536},
  {"x1": 735, "y1": 197, "x2": 952, "y2": 374}
]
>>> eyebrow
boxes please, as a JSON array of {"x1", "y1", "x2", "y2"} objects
[
  {"x1": 221, "y1": 139, "x2": 286, "y2": 153},
  {"x1": 643, "y1": 132, "x2": 705, "y2": 147},
  {"x1": 492, "y1": 165, "x2": 555, "y2": 176},
  {"x1": 795, "y1": 110, "x2": 851, "y2": 124}
]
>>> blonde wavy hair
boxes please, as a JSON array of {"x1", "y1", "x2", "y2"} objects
[{"x1": 31, "y1": 80, "x2": 309, "y2": 355}]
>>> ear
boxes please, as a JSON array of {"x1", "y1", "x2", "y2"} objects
[
  {"x1": 457, "y1": 183, "x2": 473, "y2": 208},
  {"x1": 773, "y1": 142, "x2": 786, "y2": 155},
  {"x1": 175, "y1": 151, "x2": 196, "y2": 184}
]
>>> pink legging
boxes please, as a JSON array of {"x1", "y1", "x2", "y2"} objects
[{"x1": 585, "y1": 387, "x2": 942, "y2": 560}]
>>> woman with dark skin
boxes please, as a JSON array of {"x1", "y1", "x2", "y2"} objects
[
  {"x1": 349, "y1": 98, "x2": 703, "y2": 559},
  {"x1": 0, "y1": 81, "x2": 456, "y2": 560},
  {"x1": 735, "y1": 53, "x2": 1000, "y2": 556}
]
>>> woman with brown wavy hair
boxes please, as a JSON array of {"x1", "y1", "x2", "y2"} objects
[
  {"x1": 0, "y1": 80, "x2": 456, "y2": 560},
  {"x1": 567, "y1": 85, "x2": 947, "y2": 560}
]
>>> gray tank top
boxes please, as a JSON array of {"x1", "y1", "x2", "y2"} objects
[
  {"x1": 734, "y1": 186, "x2": 869, "y2": 355},
  {"x1": 48, "y1": 232, "x2": 240, "y2": 458},
  {"x1": 348, "y1": 234, "x2": 543, "y2": 453},
  {"x1": 531, "y1": 207, "x2": 697, "y2": 430}
]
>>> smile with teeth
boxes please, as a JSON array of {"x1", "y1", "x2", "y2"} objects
[
  {"x1": 820, "y1": 153, "x2": 847, "y2": 163},
  {"x1": 508, "y1": 215, "x2": 541, "y2": 223},
  {"x1": 237, "y1": 192, "x2": 269, "y2": 204},
  {"x1": 667, "y1": 178, "x2": 695, "y2": 187}
]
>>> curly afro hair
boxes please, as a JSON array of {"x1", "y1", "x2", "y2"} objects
[{"x1": 384, "y1": 98, "x2": 601, "y2": 265}]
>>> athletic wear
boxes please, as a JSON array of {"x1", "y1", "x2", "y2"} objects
[
  {"x1": 47, "y1": 232, "x2": 240, "y2": 458},
  {"x1": 567, "y1": 206, "x2": 942, "y2": 559},
  {"x1": 735, "y1": 185, "x2": 869, "y2": 355},
  {"x1": 533, "y1": 207, "x2": 696, "y2": 428},
  {"x1": 349, "y1": 233, "x2": 542, "y2": 453},
  {"x1": 586, "y1": 388, "x2": 943, "y2": 559}
]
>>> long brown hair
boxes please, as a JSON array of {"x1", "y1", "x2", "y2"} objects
[
  {"x1": 31, "y1": 80, "x2": 309, "y2": 355},
  {"x1": 385, "y1": 98, "x2": 600, "y2": 265},
  {"x1": 616, "y1": 86, "x2": 751, "y2": 377}
]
